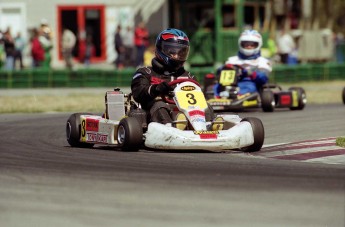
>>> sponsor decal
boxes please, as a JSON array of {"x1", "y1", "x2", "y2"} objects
[
  {"x1": 237, "y1": 93, "x2": 250, "y2": 99},
  {"x1": 86, "y1": 119, "x2": 99, "y2": 131},
  {"x1": 199, "y1": 134, "x2": 218, "y2": 139},
  {"x1": 189, "y1": 110, "x2": 205, "y2": 117},
  {"x1": 181, "y1": 85, "x2": 196, "y2": 91},
  {"x1": 243, "y1": 100, "x2": 258, "y2": 107},
  {"x1": 194, "y1": 130, "x2": 219, "y2": 139},
  {"x1": 97, "y1": 134, "x2": 108, "y2": 143},
  {"x1": 87, "y1": 132, "x2": 108, "y2": 143},
  {"x1": 191, "y1": 117, "x2": 206, "y2": 123},
  {"x1": 213, "y1": 106, "x2": 225, "y2": 110},
  {"x1": 193, "y1": 130, "x2": 219, "y2": 135},
  {"x1": 208, "y1": 99, "x2": 231, "y2": 105},
  {"x1": 87, "y1": 133, "x2": 97, "y2": 142}
]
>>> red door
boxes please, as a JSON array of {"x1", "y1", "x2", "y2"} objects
[{"x1": 57, "y1": 5, "x2": 106, "y2": 62}]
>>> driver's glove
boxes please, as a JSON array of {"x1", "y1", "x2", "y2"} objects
[
  {"x1": 151, "y1": 81, "x2": 172, "y2": 96},
  {"x1": 240, "y1": 68, "x2": 256, "y2": 80}
]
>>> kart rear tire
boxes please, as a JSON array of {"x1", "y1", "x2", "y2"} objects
[
  {"x1": 289, "y1": 87, "x2": 307, "y2": 110},
  {"x1": 203, "y1": 74, "x2": 216, "y2": 90},
  {"x1": 342, "y1": 87, "x2": 345, "y2": 105},
  {"x1": 261, "y1": 90, "x2": 275, "y2": 112},
  {"x1": 204, "y1": 85, "x2": 215, "y2": 100},
  {"x1": 205, "y1": 103, "x2": 215, "y2": 121},
  {"x1": 240, "y1": 117, "x2": 265, "y2": 152},
  {"x1": 66, "y1": 113, "x2": 95, "y2": 148},
  {"x1": 117, "y1": 117, "x2": 143, "y2": 151}
]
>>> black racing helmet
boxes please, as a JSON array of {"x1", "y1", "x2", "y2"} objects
[{"x1": 155, "y1": 28, "x2": 190, "y2": 71}]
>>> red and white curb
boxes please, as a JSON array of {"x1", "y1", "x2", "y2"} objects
[{"x1": 252, "y1": 137, "x2": 345, "y2": 164}]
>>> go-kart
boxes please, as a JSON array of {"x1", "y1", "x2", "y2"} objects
[
  {"x1": 66, "y1": 78, "x2": 265, "y2": 152},
  {"x1": 342, "y1": 87, "x2": 345, "y2": 104},
  {"x1": 203, "y1": 66, "x2": 307, "y2": 112}
]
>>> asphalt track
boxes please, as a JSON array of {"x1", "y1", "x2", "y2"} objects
[{"x1": 0, "y1": 104, "x2": 344, "y2": 227}]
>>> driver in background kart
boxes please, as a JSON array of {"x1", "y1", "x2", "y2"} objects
[
  {"x1": 131, "y1": 28, "x2": 196, "y2": 124},
  {"x1": 213, "y1": 29, "x2": 272, "y2": 98}
]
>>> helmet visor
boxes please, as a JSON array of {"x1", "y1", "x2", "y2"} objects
[
  {"x1": 241, "y1": 41, "x2": 259, "y2": 49},
  {"x1": 161, "y1": 42, "x2": 190, "y2": 61}
]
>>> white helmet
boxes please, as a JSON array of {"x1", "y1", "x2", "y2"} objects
[{"x1": 238, "y1": 30, "x2": 262, "y2": 56}]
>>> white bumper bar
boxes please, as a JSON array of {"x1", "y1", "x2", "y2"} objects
[{"x1": 144, "y1": 122, "x2": 254, "y2": 151}]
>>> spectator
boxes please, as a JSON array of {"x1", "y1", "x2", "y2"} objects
[
  {"x1": 39, "y1": 27, "x2": 53, "y2": 69},
  {"x1": 143, "y1": 44, "x2": 155, "y2": 66},
  {"x1": 335, "y1": 32, "x2": 345, "y2": 63},
  {"x1": 276, "y1": 29, "x2": 296, "y2": 64},
  {"x1": 2, "y1": 28, "x2": 15, "y2": 70},
  {"x1": 31, "y1": 28, "x2": 45, "y2": 68},
  {"x1": 122, "y1": 26, "x2": 135, "y2": 67},
  {"x1": 134, "y1": 21, "x2": 149, "y2": 67},
  {"x1": 0, "y1": 30, "x2": 4, "y2": 68},
  {"x1": 79, "y1": 35, "x2": 95, "y2": 66},
  {"x1": 61, "y1": 28, "x2": 76, "y2": 69},
  {"x1": 40, "y1": 18, "x2": 53, "y2": 41},
  {"x1": 14, "y1": 32, "x2": 25, "y2": 69},
  {"x1": 114, "y1": 25, "x2": 125, "y2": 69},
  {"x1": 261, "y1": 33, "x2": 278, "y2": 64}
]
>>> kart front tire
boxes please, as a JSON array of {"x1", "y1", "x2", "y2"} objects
[
  {"x1": 66, "y1": 113, "x2": 95, "y2": 148},
  {"x1": 342, "y1": 87, "x2": 345, "y2": 105},
  {"x1": 289, "y1": 87, "x2": 307, "y2": 110},
  {"x1": 261, "y1": 90, "x2": 275, "y2": 112},
  {"x1": 117, "y1": 117, "x2": 143, "y2": 151},
  {"x1": 240, "y1": 117, "x2": 264, "y2": 152}
]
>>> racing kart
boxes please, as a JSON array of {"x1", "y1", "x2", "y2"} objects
[
  {"x1": 203, "y1": 66, "x2": 307, "y2": 112},
  {"x1": 66, "y1": 78, "x2": 265, "y2": 152},
  {"x1": 342, "y1": 87, "x2": 345, "y2": 104}
]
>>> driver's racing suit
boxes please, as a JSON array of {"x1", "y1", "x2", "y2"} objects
[{"x1": 131, "y1": 58, "x2": 195, "y2": 124}]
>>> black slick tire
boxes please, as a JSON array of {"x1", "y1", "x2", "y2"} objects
[{"x1": 240, "y1": 117, "x2": 264, "y2": 152}]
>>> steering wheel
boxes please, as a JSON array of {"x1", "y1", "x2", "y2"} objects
[{"x1": 162, "y1": 78, "x2": 201, "y2": 104}]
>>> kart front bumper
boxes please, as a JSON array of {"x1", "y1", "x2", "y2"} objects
[{"x1": 144, "y1": 122, "x2": 254, "y2": 151}]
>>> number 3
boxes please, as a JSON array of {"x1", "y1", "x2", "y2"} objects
[{"x1": 186, "y1": 93, "x2": 197, "y2": 105}]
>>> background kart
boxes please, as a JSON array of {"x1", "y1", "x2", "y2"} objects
[
  {"x1": 66, "y1": 78, "x2": 265, "y2": 152},
  {"x1": 203, "y1": 66, "x2": 307, "y2": 112}
]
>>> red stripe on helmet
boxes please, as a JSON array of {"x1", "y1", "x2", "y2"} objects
[
  {"x1": 162, "y1": 33, "x2": 189, "y2": 41},
  {"x1": 161, "y1": 34, "x2": 176, "y2": 40}
]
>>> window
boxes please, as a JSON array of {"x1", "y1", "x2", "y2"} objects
[{"x1": 222, "y1": 5, "x2": 235, "y2": 28}]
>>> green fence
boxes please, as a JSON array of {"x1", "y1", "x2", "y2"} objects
[
  {"x1": 1, "y1": 63, "x2": 345, "y2": 89},
  {"x1": 270, "y1": 63, "x2": 345, "y2": 83}
]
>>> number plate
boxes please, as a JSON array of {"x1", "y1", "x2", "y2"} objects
[
  {"x1": 176, "y1": 90, "x2": 208, "y2": 109},
  {"x1": 219, "y1": 70, "x2": 236, "y2": 86}
]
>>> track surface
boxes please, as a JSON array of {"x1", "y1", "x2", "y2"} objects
[{"x1": 0, "y1": 104, "x2": 345, "y2": 227}]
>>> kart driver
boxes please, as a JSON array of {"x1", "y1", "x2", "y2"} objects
[
  {"x1": 214, "y1": 29, "x2": 272, "y2": 98},
  {"x1": 131, "y1": 28, "x2": 196, "y2": 124}
]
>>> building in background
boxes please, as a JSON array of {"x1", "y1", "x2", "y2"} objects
[
  {"x1": 1, "y1": 0, "x2": 345, "y2": 69},
  {"x1": 0, "y1": 0, "x2": 168, "y2": 68},
  {"x1": 169, "y1": 0, "x2": 343, "y2": 66}
]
